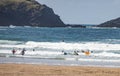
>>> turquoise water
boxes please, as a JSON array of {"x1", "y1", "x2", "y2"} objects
[{"x1": 0, "y1": 26, "x2": 120, "y2": 67}]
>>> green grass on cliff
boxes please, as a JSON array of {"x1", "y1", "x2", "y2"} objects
[{"x1": 0, "y1": 0, "x2": 42, "y2": 11}]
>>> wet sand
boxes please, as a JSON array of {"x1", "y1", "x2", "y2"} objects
[{"x1": 0, "y1": 64, "x2": 120, "y2": 76}]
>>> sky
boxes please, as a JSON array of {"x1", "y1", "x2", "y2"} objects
[{"x1": 36, "y1": 0, "x2": 120, "y2": 24}]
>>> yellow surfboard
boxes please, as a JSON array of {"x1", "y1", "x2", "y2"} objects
[{"x1": 84, "y1": 51, "x2": 90, "y2": 56}]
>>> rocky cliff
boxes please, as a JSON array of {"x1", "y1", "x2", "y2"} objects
[
  {"x1": 0, "y1": 0, "x2": 65, "y2": 27},
  {"x1": 97, "y1": 17, "x2": 120, "y2": 28}
]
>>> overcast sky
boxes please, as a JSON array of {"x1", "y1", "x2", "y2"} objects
[{"x1": 36, "y1": 0, "x2": 120, "y2": 24}]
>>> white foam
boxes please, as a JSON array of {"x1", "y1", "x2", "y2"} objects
[
  {"x1": 93, "y1": 52, "x2": 120, "y2": 57},
  {"x1": 0, "y1": 40, "x2": 120, "y2": 58},
  {"x1": 0, "y1": 40, "x2": 22, "y2": 45},
  {"x1": 78, "y1": 58, "x2": 120, "y2": 62},
  {"x1": 25, "y1": 41, "x2": 120, "y2": 51},
  {"x1": 0, "y1": 40, "x2": 120, "y2": 51}
]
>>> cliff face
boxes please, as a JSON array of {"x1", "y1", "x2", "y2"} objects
[
  {"x1": 97, "y1": 17, "x2": 120, "y2": 28},
  {"x1": 0, "y1": 0, "x2": 65, "y2": 27}
]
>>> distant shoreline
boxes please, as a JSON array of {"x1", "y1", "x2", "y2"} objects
[
  {"x1": 1, "y1": 24, "x2": 120, "y2": 29},
  {"x1": 0, "y1": 24, "x2": 87, "y2": 28},
  {"x1": 0, "y1": 23, "x2": 97, "y2": 28}
]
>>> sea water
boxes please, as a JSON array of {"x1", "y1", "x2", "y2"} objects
[{"x1": 0, "y1": 26, "x2": 120, "y2": 67}]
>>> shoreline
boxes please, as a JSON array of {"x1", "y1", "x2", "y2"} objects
[
  {"x1": 0, "y1": 63, "x2": 120, "y2": 76},
  {"x1": 0, "y1": 56, "x2": 120, "y2": 68}
]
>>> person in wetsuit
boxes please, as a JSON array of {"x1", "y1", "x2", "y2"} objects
[
  {"x1": 12, "y1": 48, "x2": 16, "y2": 55},
  {"x1": 21, "y1": 48, "x2": 26, "y2": 55}
]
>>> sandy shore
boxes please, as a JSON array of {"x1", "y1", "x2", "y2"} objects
[{"x1": 0, "y1": 64, "x2": 120, "y2": 76}]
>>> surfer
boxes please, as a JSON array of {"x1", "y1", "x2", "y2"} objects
[
  {"x1": 62, "y1": 51, "x2": 67, "y2": 55},
  {"x1": 81, "y1": 50, "x2": 85, "y2": 53},
  {"x1": 21, "y1": 48, "x2": 26, "y2": 55},
  {"x1": 84, "y1": 51, "x2": 90, "y2": 56},
  {"x1": 33, "y1": 49, "x2": 35, "y2": 51},
  {"x1": 12, "y1": 48, "x2": 16, "y2": 55},
  {"x1": 82, "y1": 49, "x2": 93, "y2": 56},
  {"x1": 73, "y1": 51, "x2": 79, "y2": 55}
]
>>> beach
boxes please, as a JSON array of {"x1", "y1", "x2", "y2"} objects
[{"x1": 0, "y1": 63, "x2": 120, "y2": 76}]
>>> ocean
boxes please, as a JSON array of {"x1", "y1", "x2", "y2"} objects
[{"x1": 0, "y1": 26, "x2": 120, "y2": 67}]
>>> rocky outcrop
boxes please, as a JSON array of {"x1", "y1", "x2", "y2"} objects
[
  {"x1": 0, "y1": 0, "x2": 65, "y2": 27},
  {"x1": 97, "y1": 17, "x2": 120, "y2": 28}
]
